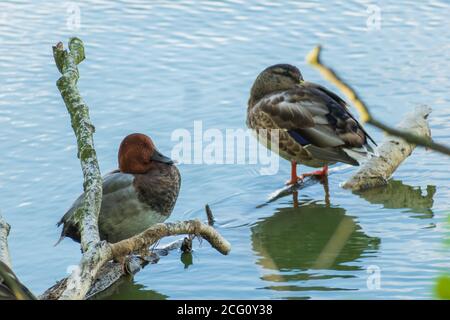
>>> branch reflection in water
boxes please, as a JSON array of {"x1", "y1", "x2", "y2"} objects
[{"x1": 354, "y1": 180, "x2": 435, "y2": 219}]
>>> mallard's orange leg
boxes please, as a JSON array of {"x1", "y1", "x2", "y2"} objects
[
  {"x1": 286, "y1": 162, "x2": 329, "y2": 185},
  {"x1": 286, "y1": 161, "x2": 303, "y2": 185},
  {"x1": 302, "y1": 165, "x2": 329, "y2": 178}
]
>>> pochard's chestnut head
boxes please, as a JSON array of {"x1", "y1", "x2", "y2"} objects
[{"x1": 118, "y1": 133, "x2": 173, "y2": 174}]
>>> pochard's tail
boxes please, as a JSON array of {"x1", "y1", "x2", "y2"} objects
[{"x1": 53, "y1": 234, "x2": 65, "y2": 247}]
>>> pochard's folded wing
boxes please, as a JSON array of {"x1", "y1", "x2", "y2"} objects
[{"x1": 56, "y1": 170, "x2": 134, "y2": 243}]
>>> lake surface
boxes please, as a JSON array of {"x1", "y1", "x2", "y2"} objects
[{"x1": 0, "y1": 0, "x2": 449, "y2": 299}]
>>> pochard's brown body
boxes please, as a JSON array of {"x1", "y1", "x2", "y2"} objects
[{"x1": 57, "y1": 133, "x2": 180, "y2": 244}]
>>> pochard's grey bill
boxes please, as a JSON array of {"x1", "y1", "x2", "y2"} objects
[{"x1": 151, "y1": 150, "x2": 174, "y2": 165}]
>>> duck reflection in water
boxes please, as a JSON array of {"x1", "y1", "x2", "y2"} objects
[
  {"x1": 292, "y1": 175, "x2": 330, "y2": 208},
  {"x1": 251, "y1": 200, "x2": 380, "y2": 295}
]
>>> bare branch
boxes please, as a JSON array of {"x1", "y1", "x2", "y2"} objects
[
  {"x1": 205, "y1": 204, "x2": 215, "y2": 226},
  {"x1": 306, "y1": 45, "x2": 450, "y2": 156},
  {"x1": 343, "y1": 105, "x2": 432, "y2": 191},
  {"x1": 110, "y1": 220, "x2": 231, "y2": 258}
]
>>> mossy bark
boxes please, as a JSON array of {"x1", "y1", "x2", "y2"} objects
[{"x1": 53, "y1": 38, "x2": 102, "y2": 252}]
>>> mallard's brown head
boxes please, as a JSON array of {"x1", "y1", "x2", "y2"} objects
[{"x1": 249, "y1": 64, "x2": 303, "y2": 106}]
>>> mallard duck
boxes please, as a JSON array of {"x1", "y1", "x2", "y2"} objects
[
  {"x1": 57, "y1": 133, "x2": 181, "y2": 244},
  {"x1": 247, "y1": 64, "x2": 376, "y2": 185},
  {"x1": 0, "y1": 261, "x2": 36, "y2": 300}
]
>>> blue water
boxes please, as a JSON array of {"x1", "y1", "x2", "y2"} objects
[{"x1": 0, "y1": 0, "x2": 449, "y2": 299}]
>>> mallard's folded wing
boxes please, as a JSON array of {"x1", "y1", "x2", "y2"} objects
[
  {"x1": 248, "y1": 92, "x2": 315, "y2": 130},
  {"x1": 248, "y1": 85, "x2": 376, "y2": 165},
  {"x1": 302, "y1": 81, "x2": 377, "y2": 146}
]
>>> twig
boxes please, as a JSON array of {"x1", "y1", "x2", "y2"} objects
[
  {"x1": 258, "y1": 175, "x2": 323, "y2": 207},
  {"x1": 306, "y1": 45, "x2": 450, "y2": 156},
  {"x1": 205, "y1": 204, "x2": 215, "y2": 226}
]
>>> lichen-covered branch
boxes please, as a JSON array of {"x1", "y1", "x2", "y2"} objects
[
  {"x1": 53, "y1": 38, "x2": 102, "y2": 251},
  {"x1": 306, "y1": 45, "x2": 450, "y2": 156},
  {"x1": 53, "y1": 38, "x2": 104, "y2": 299},
  {"x1": 0, "y1": 213, "x2": 12, "y2": 268},
  {"x1": 343, "y1": 105, "x2": 432, "y2": 191},
  {"x1": 61, "y1": 243, "x2": 113, "y2": 300}
]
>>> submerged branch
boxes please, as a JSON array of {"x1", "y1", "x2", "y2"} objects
[
  {"x1": 306, "y1": 45, "x2": 450, "y2": 156},
  {"x1": 343, "y1": 106, "x2": 432, "y2": 191}
]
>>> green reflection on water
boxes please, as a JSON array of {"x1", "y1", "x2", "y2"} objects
[
  {"x1": 355, "y1": 179, "x2": 436, "y2": 218},
  {"x1": 92, "y1": 276, "x2": 167, "y2": 300}
]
